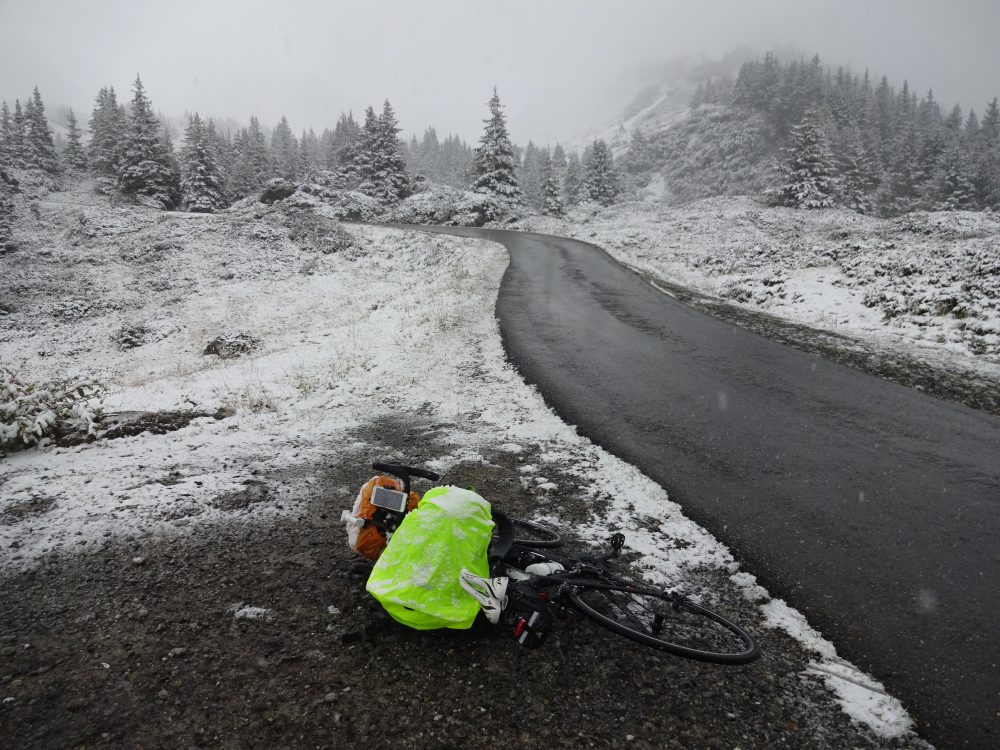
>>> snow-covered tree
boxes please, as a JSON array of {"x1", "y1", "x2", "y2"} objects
[
  {"x1": 518, "y1": 140, "x2": 543, "y2": 208},
  {"x1": 539, "y1": 148, "x2": 563, "y2": 216},
  {"x1": 270, "y1": 116, "x2": 298, "y2": 180},
  {"x1": 342, "y1": 105, "x2": 378, "y2": 188},
  {"x1": 117, "y1": 76, "x2": 179, "y2": 208},
  {"x1": 585, "y1": 139, "x2": 620, "y2": 205},
  {"x1": 23, "y1": 87, "x2": 60, "y2": 174},
  {"x1": 158, "y1": 125, "x2": 182, "y2": 208},
  {"x1": 563, "y1": 151, "x2": 583, "y2": 205},
  {"x1": 0, "y1": 102, "x2": 12, "y2": 167},
  {"x1": 9, "y1": 100, "x2": 27, "y2": 168},
  {"x1": 359, "y1": 100, "x2": 409, "y2": 204},
  {"x1": 834, "y1": 126, "x2": 879, "y2": 213},
  {"x1": 88, "y1": 86, "x2": 126, "y2": 177},
  {"x1": 0, "y1": 168, "x2": 15, "y2": 250},
  {"x1": 769, "y1": 108, "x2": 838, "y2": 208},
  {"x1": 471, "y1": 88, "x2": 522, "y2": 214},
  {"x1": 181, "y1": 113, "x2": 226, "y2": 212},
  {"x1": 934, "y1": 143, "x2": 977, "y2": 210},
  {"x1": 63, "y1": 109, "x2": 88, "y2": 170}
]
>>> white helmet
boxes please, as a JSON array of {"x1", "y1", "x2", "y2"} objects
[{"x1": 458, "y1": 569, "x2": 509, "y2": 624}]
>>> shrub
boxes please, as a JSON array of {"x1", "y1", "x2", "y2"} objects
[{"x1": 1, "y1": 366, "x2": 104, "y2": 452}]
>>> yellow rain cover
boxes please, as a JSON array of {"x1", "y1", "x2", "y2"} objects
[{"x1": 366, "y1": 486, "x2": 494, "y2": 630}]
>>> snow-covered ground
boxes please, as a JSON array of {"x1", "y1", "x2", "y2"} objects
[
  {"x1": 1, "y1": 180, "x2": 929, "y2": 744},
  {"x1": 523, "y1": 197, "x2": 1000, "y2": 376}
]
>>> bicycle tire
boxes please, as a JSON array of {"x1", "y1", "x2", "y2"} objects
[
  {"x1": 568, "y1": 583, "x2": 759, "y2": 664},
  {"x1": 492, "y1": 517, "x2": 562, "y2": 549}
]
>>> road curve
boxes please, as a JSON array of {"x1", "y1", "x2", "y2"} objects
[{"x1": 406, "y1": 225, "x2": 1000, "y2": 749}]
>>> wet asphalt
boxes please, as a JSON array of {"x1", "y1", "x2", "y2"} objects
[{"x1": 406, "y1": 225, "x2": 1000, "y2": 750}]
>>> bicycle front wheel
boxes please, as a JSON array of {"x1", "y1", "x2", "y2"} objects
[{"x1": 568, "y1": 584, "x2": 760, "y2": 665}]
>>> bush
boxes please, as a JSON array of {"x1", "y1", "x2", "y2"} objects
[
  {"x1": 390, "y1": 183, "x2": 503, "y2": 226},
  {"x1": 203, "y1": 332, "x2": 261, "y2": 359},
  {"x1": 1, "y1": 366, "x2": 104, "y2": 452}
]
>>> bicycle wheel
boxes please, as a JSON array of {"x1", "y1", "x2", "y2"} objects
[
  {"x1": 568, "y1": 583, "x2": 759, "y2": 664},
  {"x1": 493, "y1": 517, "x2": 562, "y2": 549}
]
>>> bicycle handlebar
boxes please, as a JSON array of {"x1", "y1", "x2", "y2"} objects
[{"x1": 371, "y1": 462, "x2": 441, "y2": 497}]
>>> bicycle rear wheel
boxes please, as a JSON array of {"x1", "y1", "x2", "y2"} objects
[
  {"x1": 568, "y1": 584, "x2": 759, "y2": 664},
  {"x1": 493, "y1": 517, "x2": 562, "y2": 549}
]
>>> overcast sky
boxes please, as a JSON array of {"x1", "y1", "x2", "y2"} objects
[{"x1": 2, "y1": 0, "x2": 999, "y2": 145}]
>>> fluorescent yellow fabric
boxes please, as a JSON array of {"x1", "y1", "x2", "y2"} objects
[{"x1": 366, "y1": 486, "x2": 494, "y2": 630}]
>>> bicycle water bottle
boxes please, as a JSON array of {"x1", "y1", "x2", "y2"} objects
[{"x1": 524, "y1": 561, "x2": 565, "y2": 576}]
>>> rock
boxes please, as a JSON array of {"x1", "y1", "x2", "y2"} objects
[
  {"x1": 259, "y1": 179, "x2": 298, "y2": 204},
  {"x1": 203, "y1": 332, "x2": 261, "y2": 359},
  {"x1": 132, "y1": 556, "x2": 146, "y2": 566},
  {"x1": 167, "y1": 647, "x2": 188, "y2": 658}
]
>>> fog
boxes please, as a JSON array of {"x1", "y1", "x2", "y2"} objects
[{"x1": 2, "y1": 0, "x2": 999, "y2": 144}]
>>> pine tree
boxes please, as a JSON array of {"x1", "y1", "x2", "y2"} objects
[
  {"x1": 88, "y1": 86, "x2": 126, "y2": 177},
  {"x1": 358, "y1": 100, "x2": 409, "y2": 204},
  {"x1": 563, "y1": 151, "x2": 583, "y2": 205},
  {"x1": 0, "y1": 102, "x2": 11, "y2": 167},
  {"x1": 934, "y1": 143, "x2": 977, "y2": 210},
  {"x1": 770, "y1": 108, "x2": 838, "y2": 208},
  {"x1": 23, "y1": 87, "x2": 60, "y2": 174},
  {"x1": 344, "y1": 105, "x2": 378, "y2": 189},
  {"x1": 835, "y1": 126, "x2": 878, "y2": 213},
  {"x1": 0, "y1": 168, "x2": 16, "y2": 250},
  {"x1": 540, "y1": 148, "x2": 563, "y2": 216},
  {"x1": 10, "y1": 100, "x2": 27, "y2": 168},
  {"x1": 180, "y1": 113, "x2": 226, "y2": 212},
  {"x1": 585, "y1": 139, "x2": 621, "y2": 206},
  {"x1": 471, "y1": 88, "x2": 522, "y2": 214},
  {"x1": 270, "y1": 116, "x2": 298, "y2": 180},
  {"x1": 158, "y1": 125, "x2": 182, "y2": 208},
  {"x1": 63, "y1": 109, "x2": 87, "y2": 170},
  {"x1": 118, "y1": 76, "x2": 179, "y2": 208}
]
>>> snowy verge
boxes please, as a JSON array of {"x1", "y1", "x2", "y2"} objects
[
  {"x1": 0, "y1": 186, "x2": 926, "y2": 744},
  {"x1": 521, "y1": 197, "x2": 1000, "y2": 374}
]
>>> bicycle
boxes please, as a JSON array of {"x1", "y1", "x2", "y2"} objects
[{"x1": 355, "y1": 462, "x2": 760, "y2": 665}]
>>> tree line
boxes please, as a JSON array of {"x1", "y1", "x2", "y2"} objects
[{"x1": 1, "y1": 79, "x2": 624, "y2": 217}]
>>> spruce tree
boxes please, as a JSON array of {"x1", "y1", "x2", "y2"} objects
[
  {"x1": 245, "y1": 116, "x2": 271, "y2": 189},
  {"x1": 344, "y1": 106, "x2": 378, "y2": 189},
  {"x1": 934, "y1": 143, "x2": 977, "y2": 210},
  {"x1": 23, "y1": 87, "x2": 60, "y2": 174},
  {"x1": 540, "y1": 148, "x2": 563, "y2": 216},
  {"x1": 0, "y1": 102, "x2": 11, "y2": 167},
  {"x1": 63, "y1": 109, "x2": 88, "y2": 170},
  {"x1": 519, "y1": 141, "x2": 543, "y2": 208},
  {"x1": 270, "y1": 116, "x2": 298, "y2": 180},
  {"x1": 118, "y1": 76, "x2": 178, "y2": 208},
  {"x1": 158, "y1": 125, "x2": 182, "y2": 208},
  {"x1": 770, "y1": 108, "x2": 838, "y2": 208},
  {"x1": 180, "y1": 113, "x2": 226, "y2": 212},
  {"x1": 585, "y1": 139, "x2": 621, "y2": 206},
  {"x1": 358, "y1": 100, "x2": 409, "y2": 204},
  {"x1": 563, "y1": 151, "x2": 583, "y2": 205},
  {"x1": 88, "y1": 86, "x2": 126, "y2": 177},
  {"x1": 471, "y1": 88, "x2": 522, "y2": 214},
  {"x1": 0, "y1": 169, "x2": 16, "y2": 250},
  {"x1": 10, "y1": 100, "x2": 27, "y2": 168}
]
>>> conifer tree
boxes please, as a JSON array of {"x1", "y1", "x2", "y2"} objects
[
  {"x1": 10, "y1": 100, "x2": 27, "y2": 168},
  {"x1": 118, "y1": 76, "x2": 178, "y2": 207},
  {"x1": 88, "y1": 86, "x2": 126, "y2": 176},
  {"x1": 343, "y1": 106, "x2": 378, "y2": 189},
  {"x1": 0, "y1": 169, "x2": 15, "y2": 250},
  {"x1": 180, "y1": 113, "x2": 226, "y2": 212},
  {"x1": 358, "y1": 100, "x2": 409, "y2": 204},
  {"x1": 770, "y1": 108, "x2": 838, "y2": 208},
  {"x1": 23, "y1": 87, "x2": 60, "y2": 174},
  {"x1": 158, "y1": 125, "x2": 182, "y2": 208},
  {"x1": 563, "y1": 151, "x2": 583, "y2": 206},
  {"x1": 63, "y1": 109, "x2": 88, "y2": 170},
  {"x1": 934, "y1": 143, "x2": 977, "y2": 210},
  {"x1": 540, "y1": 148, "x2": 563, "y2": 216},
  {"x1": 834, "y1": 126, "x2": 878, "y2": 213},
  {"x1": 0, "y1": 102, "x2": 11, "y2": 167},
  {"x1": 585, "y1": 139, "x2": 621, "y2": 205},
  {"x1": 270, "y1": 116, "x2": 298, "y2": 180},
  {"x1": 471, "y1": 88, "x2": 522, "y2": 214}
]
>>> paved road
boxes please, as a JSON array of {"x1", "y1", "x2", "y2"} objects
[{"x1": 412, "y1": 225, "x2": 1000, "y2": 749}]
